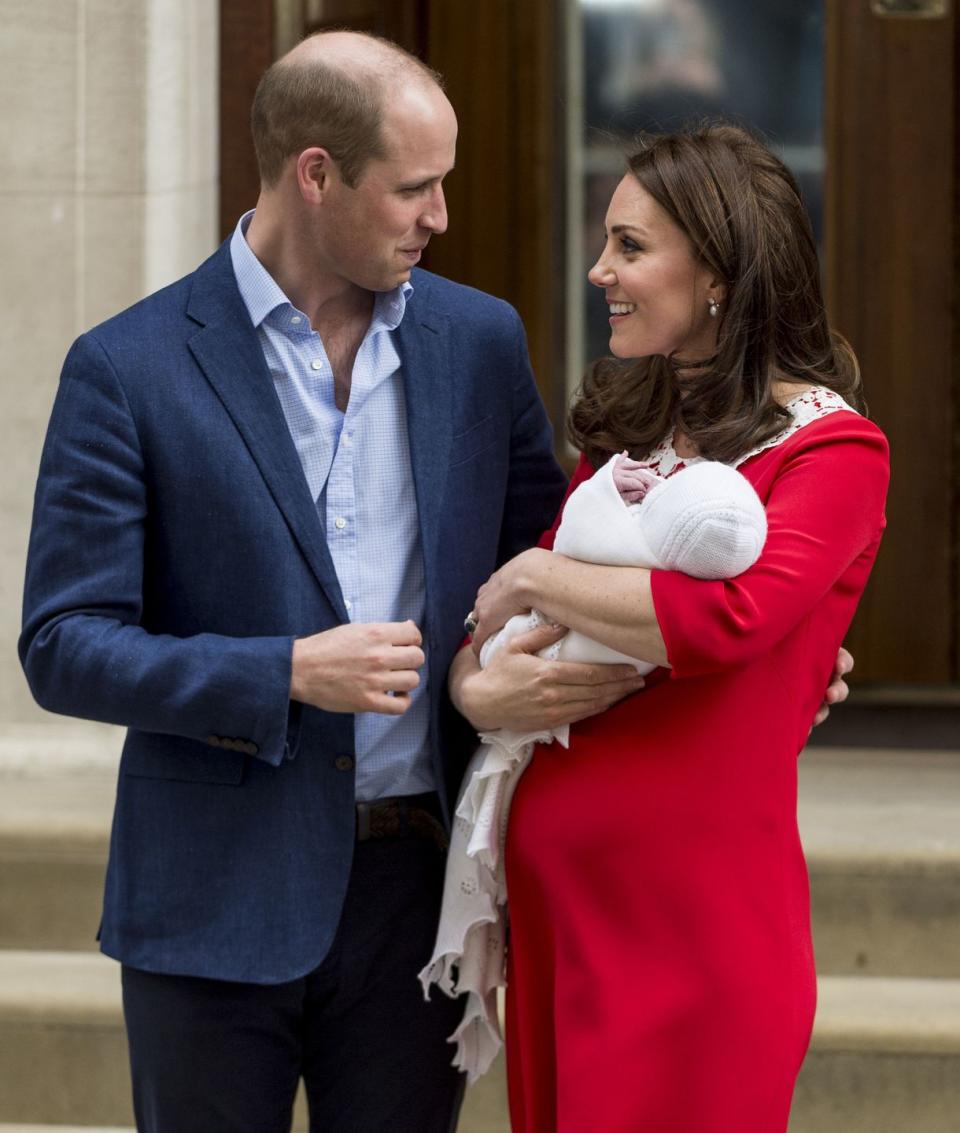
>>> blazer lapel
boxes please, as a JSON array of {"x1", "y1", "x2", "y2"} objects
[
  {"x1": 185, "y1": 247, "x2": 349, "y2": 622},
  {"x1": 396, "y1": 295, "x2": 454, "y2": 597}
]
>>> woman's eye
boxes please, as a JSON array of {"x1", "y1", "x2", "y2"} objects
[{"x1": 620, "y1": 237, "x2": 641, "y2": 254}]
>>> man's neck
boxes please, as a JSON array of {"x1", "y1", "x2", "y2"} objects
[{"x1": 245, "y1": 195, "x2": 374, "y2": 333}]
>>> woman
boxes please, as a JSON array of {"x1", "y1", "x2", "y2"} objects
[{"x1": 449, "y1": 124, "x2": 889, "y2": 1131}]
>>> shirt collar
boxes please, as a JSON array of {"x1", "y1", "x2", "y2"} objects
[{"x1": 229, "y1": 209, "x2": 413, "y2": 333}]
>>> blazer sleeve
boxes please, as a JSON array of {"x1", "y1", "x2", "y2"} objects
[
  {"x1": 19, "y1": 333, "x2": 296, "y2": 766},
  {"x1": 650, "y1": 415, "x2": 890, "y2": 678}
]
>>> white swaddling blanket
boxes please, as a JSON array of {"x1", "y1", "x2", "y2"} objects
[{"x1": 418, "y1": 455, "x2": 767, "y2": 1081}]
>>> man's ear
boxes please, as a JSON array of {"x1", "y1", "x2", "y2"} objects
[{"x1": 296, "y1": 147, "x2": 335, "y2": 203}]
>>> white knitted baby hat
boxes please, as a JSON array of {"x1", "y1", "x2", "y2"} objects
[{"x1": 640, "y1": 462, "x2": 767, "y2": 579}]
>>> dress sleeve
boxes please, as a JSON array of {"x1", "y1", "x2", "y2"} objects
[
  {"x1": 650, "y1": 416, "x2": 890, "y2": 678},
  {"x1": 538, "y1": 453, "x2": 596, "y2": 550}
]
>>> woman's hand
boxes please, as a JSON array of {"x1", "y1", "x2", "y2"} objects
[
  {"x1": 470, "y1": 548, "x2": 552, "y2": 656},
  {"x1": 451, "y1": 622, "x2": 645, "y2": 734}
]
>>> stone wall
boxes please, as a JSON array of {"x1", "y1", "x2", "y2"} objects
[{"x1": 0, "y1": 0, "x2": 218, "y2": 751}]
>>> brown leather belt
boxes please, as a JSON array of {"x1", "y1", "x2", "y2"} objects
[{"x1": 355, "y1": 792, "x2": 449, "y2": 852}]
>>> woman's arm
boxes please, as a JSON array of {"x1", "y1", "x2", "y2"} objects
[
  {"x1": 471, "y1": 549, "x2": 669, "y2": 667},
  {"x1": 472, "y1": 417, "x2": 889, "y2": 683}
]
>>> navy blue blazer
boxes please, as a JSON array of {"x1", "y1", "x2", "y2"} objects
[{"x1": 19, "y1": 242, "x2": 566, "y2": 982}]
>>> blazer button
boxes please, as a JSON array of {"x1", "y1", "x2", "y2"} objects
[
  {"x1": 205, "y1": 735, "x2": 223, "y2": 748},
  {"x1": 240, "y1": 740, "x2": 259, "y2": 756},
  {"x1": 334, "y1": 755, "x2": 354, "y2": 772}
]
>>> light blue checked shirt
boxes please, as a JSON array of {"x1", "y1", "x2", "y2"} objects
[{"x1": 230, "y1": 211, "x2": 433, "y2": 801}]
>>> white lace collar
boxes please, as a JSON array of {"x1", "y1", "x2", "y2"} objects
[{"x1": 643, "y1": 386, "x2": 859, "y2": 477}]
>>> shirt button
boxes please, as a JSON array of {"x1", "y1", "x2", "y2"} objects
[
  {"x1": 311, "y1": 359, "x2": 323, "y2": 371},
  {"x1": 345, "y1": 599, "x2": 353, "y2": 611},
  {"x1": 334, "y1": 755, "x2": 354, "y2": 772},
  {"x1": 341, "y1": 435, "x2": 351, "y2": 447},
  {"x1": 334, "y1": 516, "x2": 347, "y2": 530},
  {"x1": 290, "y1": 315, "x2": 302, "y2": 325}
]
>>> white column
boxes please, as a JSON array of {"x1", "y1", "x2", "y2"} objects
[{"x1": 0, "y1": 0, "x2": 218, "y2": 765}]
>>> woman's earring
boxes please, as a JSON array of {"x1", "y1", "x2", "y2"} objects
[{"x1": 708, "y1": 297, "x2": 720, "y2": 318}]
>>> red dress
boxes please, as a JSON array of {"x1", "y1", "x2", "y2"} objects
[{"x1": 504, "y1": 410, "x2": 889, "y2": 1133}]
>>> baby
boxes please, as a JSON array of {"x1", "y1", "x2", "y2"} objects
[
  {"x1": 482, "y1": 452, "x2": 767, "y2": 744},
  {"x1": 420, "y1": 453, "x2": 767, "y2": 1080}
]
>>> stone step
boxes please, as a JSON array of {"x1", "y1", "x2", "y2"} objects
[
  {"x1": 1, "y1": 951, "x2": 957, "y2": 1131},
  {"x1": 0, "y1": 951, "x2": 495, "y2": 1131},
  {"x1": 454, "y1": 977, "x2": 960, "y2": 1133},
  {"x1": 0, "y1": 952, "x2": 131, "y2": 1126},
  {"x1": 0, "y1": 773, "x2": 112, "y2": 950},
  {"x1": 4, "y1": 746, "x2": 959, "y2": 977},
  {"x1": 799, "y1": 747, "x2": 960, "y2": 977},
  {"x1": 0, "y1": 1127, "x2": 133, "y2": 1132},
  {"x1": 789, "y1": 976, "x2": 960, "y2": 1133},
  {"x1": 0, "y1": 722, "x2": 121, "y2": 952},
  {"x1": 0, "y1": 723, "x2": 124, "y2": 779}
]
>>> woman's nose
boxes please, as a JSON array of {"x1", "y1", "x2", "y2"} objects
[{"x1": 588, "y1": 255, "x2": 614, "y2": 288}]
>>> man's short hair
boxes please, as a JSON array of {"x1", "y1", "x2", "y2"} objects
[{"x1": 251, "y1": 32, "x2": 443, "y2": 189}]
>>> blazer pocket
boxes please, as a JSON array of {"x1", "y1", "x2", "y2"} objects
[
  {"x1": 450, "y1": 415, "x2": 498, "y2": 468},
  {"x1": 121, "y1": 731, "x2": 246, "y2": 785}
]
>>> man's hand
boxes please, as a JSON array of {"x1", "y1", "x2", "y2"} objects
[
  {"x1": 290, "y1": 621, "x2": 424, "y2": 715},
  {"x1": 451, "y1": 621, "x2": 645, "y2": 734},
  {"x1": 812, "y1": 646, "x2": 854, "y2": 727}
]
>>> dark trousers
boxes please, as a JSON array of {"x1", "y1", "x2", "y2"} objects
[{"x1": 121, "y1": 832, "x2": 466, "y2": 1132}]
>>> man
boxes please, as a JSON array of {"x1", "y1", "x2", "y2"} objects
[{"x1": 19, "y1": 30, "x2": 646, "y2": 1133}]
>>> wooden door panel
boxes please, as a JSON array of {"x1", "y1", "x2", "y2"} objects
[
  {"x1": 422, "y1": 0, "x2": 562, "y2": 415},
  {"x1": 825, "y1": 0, "x2": 957, "y2": 683},
  {"x1": 219, "y1": 1, "x2": 277, "y2": 240}
]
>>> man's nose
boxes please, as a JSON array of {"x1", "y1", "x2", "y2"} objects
[{"x1": 420, "y1": 185, "x2": 448, "y2": 235}]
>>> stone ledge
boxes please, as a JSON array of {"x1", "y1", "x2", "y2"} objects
[
  {"x1": 812, "y1": 976, "x2": 960, "y2": 1055},
  {"x1": 1, "y1": 954, "x2": 957, "y2": 1055},
  {"x1": 0, "y1": 723, "x2": 123, "y2": 779},
  {"x1": 799, "y1": 747, "x2": 960, "y2": 863},
  {"x1": 0, "y1": 1127, "x2": 133, "y2": 1132},
  {"x1": 0, "y1": 773, "x2": 113, "y2": 860},
  {"x1": 0, "y1": 952, "x2": 119, "y2": 1026}
]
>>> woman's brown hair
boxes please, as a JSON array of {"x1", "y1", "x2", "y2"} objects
[{"x1": 569, "y1": 123, "x2": 863, "y2": 468}]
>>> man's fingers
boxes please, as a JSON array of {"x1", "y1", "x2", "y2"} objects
[
  {"x1": 836, "y1": 647, "x2": 854, "y2": 676},
  {"x1": 826, "y1": 678, "x2": 849, "y2": 703},
  {"x1": 383, "y1": 646, "x2": 425, "y2": 671},
  {"x1": 366, "y1": 691, "x2": 412, "y2": 716},
  {"x1": 373, "y1": 620, "x2": 423, "y2": 646},
  {"x1": 547, "y1": 684, "x2": 642, "y2": 727},
  {"x1": 540, "y1": 674, "x2": 644, "y2": 714},
  {"x1": 546, "y1": 660, "x2": 644, "y2": 687},
  {"x1": 383, "y1": 669, "x2": 420, "y2": 693}
]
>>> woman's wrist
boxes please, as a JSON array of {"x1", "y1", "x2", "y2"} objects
[{"x1": 512, "y1": 547, "x2": 549, "y2": 610}]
